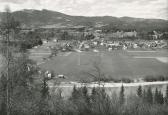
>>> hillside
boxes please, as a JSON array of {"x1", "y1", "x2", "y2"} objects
[{"x1": 0, "y1": 9, "x2": 168, "y2": 31}]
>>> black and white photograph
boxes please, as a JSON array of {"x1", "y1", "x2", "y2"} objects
[{"x1": 0, "y1": 0, "x2": 168, "y2": 115}]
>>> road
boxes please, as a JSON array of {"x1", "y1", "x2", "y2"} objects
[{"x1": 48, "y1": 81, "x2": 168, "y2": 88}]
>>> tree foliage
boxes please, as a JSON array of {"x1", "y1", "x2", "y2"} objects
[
  {"x1": 137, "y1": 85, "x2": 142, "y2": 97},
  {"x1": 119, "y1": 85, "x2": 125, "y2": 105}
]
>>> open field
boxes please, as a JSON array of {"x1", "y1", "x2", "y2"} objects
[{"x1": 36, "y1": 49, "x2": 168, "y2": 82}]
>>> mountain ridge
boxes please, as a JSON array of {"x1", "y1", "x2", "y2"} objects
[{"x1": 0, "y1": 9, "x2": 167, "y2": 31}]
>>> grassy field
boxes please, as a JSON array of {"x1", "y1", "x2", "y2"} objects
[{"x1": 38, "y1": 49, "x2": 168, "y2": 82}]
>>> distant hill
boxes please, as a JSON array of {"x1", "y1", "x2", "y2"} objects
[{"x1": 0, "y1": 9, "x2": 168, "y2": 31}]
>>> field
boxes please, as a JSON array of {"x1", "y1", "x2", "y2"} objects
[{"x1": 35, "y1": 48, "x2": 168, "y2": 82}]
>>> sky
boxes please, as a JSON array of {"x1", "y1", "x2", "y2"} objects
[{"x1": 0, "y1": 0, "x2": 167, "y2": 20}]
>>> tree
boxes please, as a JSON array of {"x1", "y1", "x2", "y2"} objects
[
  {"x1": 154, "y1": 88, "x2": 164, "y2": 104},
  {"x1": 41, "y1": 77, "x2": 49, "y2": 99},
  {"x1": 146, "y1": 87, "x2": 153, "y2": 104},
  {"x1": 91, "y1": 87, "x2": 97, "y2": 103},
  {"x1": 92, "y1": 87, "x2": 97, "y2": 96},
  {"x1": 0, "y1": 49, "x2": 42, "y2": 115},
  {"x1": 81, "y1": 86, "x2": 90, "y2": 104},
  {"x1": 137, "y1": 85, "x2": 142, "y2": 98},
  {"x1": 0, "y1": 6, "x2": 16, "y2": 115},
  {"x1": 158, "y1": 90, "x2": 164, "y2": 104},
  {"x1": 61, "y1": 31, "x2": 69, "y2": 40},
  {"x1": 119, "y1": 85, "x2": 125, "y2": 105},
  {"x1": 165, "y1": 85, "x2": 168, "y2": 105},
  {"x1": 71, "y1": 85, "x2": 79, "y2": 101},
  {"x1": 0, "y1": 6, "x2": 46, "y2": 115},
  {"x1": 154, "y1": 88, "x2": 159, "y2": 104},
  {"x1": 90, "y1": 88, "x2": 112, "y2": 115},
  {"x1": 37, "y1": 36, "x2": 43, "y2": 45},
  {"x1": 85, "y1": 34, "x2": 95, "y2": 40},
  {"x1": 142, "y1": 89, "x2": 146, "y2": 101}
]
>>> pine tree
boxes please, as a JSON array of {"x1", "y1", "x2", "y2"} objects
[
  {"x1": 82, "y1": 86, "x2": 88, "y2": 97},
  {"x1": 142, "y1": 89, "x2": 146, "y2": 101},
  {"x1": 165, "y1": 85, "x2": 168, "y2": 105},
  {"x1": 92, "y1": 87, "x2": 96, "y2": 96},
  {"x1": 137, "y1": 85, "x2": 142, "y2": 97},
  {"x1": 71, "y1": 85, "x2": 79, "y2": 100},
  {"x1": 82, "y1": 86, "x2": 90, "y2": 104},
  {"x1": 146, "y1": 87, "x2": 153, "y2": 104},
  {"x1": 41, "y1": 77, "x2": 49, "y2": 99},
  {"x1": 154, "y1": 88, "x2": 159, "y2": 104},
  {"x1": 158, "y1": 90, "x2": 164, "y2": 104},
  {"x1": 101, "y1": 88, "x2": 107, "y2": 99},
  {"x1": 91, "y1": 87, "x2": 97, "y2": 103},
  {"x1": 119, "y1": 85, "x2": 125, "y2": 104}
]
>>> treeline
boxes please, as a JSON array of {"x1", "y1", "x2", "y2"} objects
[
  {"x1": 101, "y1": 22, "x2": 168, "y2": 40},
  {"x1": 101, "y1": 21, "x2": 168, "y2": 33},
  {"x1": 59, "y1": 31, "x2": 95, "y2": 41},
  {"x1": 0, "y1": 31, "x2": 43, "y2": 51},
  {"x1": 0, "y1": 17, "x2": 43, "y2": 52},
  {"x1": 19, "y1": 31, "x2": 43, "y2": 51},
  {"x1": 91, "y1": 75, "x2": 168, "y2": 83},
  {"x1": 144, "y1": 75, "x2": 168, "y2": 82}
]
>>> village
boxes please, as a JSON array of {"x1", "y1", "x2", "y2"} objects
[
  {"x1": 34, "y1": 26, "x2": 168, "y2": 53},
  {"x1": 24, "y1": 25, "x2": 168, "y2": 82}
]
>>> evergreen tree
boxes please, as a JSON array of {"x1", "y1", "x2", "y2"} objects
[
  {"x1": 41, "y1": 77, "x2": 49, "y2": 99},
  {"x1": 92, "y1": 87, "x2": 97, "y2": 96},
  {"x1": 142, "y1": 89, "x2": 146, "y2": 101},
  {"x1": 146, "y1": 87, "x2": 153, "y2": 104},
  {"x1": 81, "y1": 86, "x2": 90, "y2": 105},
  {"x1": 91, "y1": 87, "x2": 97, "y2": 103},
  {"x1": 82, "y1": 86, "x2": 88, "y2": 96},
  {"x1": 81, "y1": 86, "x2": 91, "y2": 114},
  {"x1": 137, "y1": 85, "x2": 142, "y2": 97},
  {"x1": 119, "y1": 85, "x2": 125, "y2": 104},
  {"x1": 165, "y1": 85, "x2": 168, "y2": 105},
  {"x1": 154, "y1": 88, "x2": 159, "y2": 104},
  {"x1": 71, "y1": 85, "x2": 79, "y2": 100},
  {"x1": 101, "y1": 88, "x2": 107, "y2": 99},
  {"x1": 158, "y1": 90, "x2": 164, "y2": 104}
]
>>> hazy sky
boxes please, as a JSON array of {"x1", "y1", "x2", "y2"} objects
[{"x1": 0, "y1": 0, "x2": 167, "y2": 19}]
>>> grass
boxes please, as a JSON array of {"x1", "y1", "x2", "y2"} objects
[{"x1": 38, "y1": 50, "x2": 168, "y2": 82}]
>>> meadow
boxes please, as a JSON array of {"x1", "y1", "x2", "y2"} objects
[{"x1": 37, "y1": 49, "x2": 168, "y2": 82}]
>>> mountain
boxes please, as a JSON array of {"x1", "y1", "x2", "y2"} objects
[{"x1": 0, "y1": 9, "x2": 168, "y2": 31}]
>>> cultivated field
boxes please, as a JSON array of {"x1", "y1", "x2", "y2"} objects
[{"x1": 36, "y1": 49, "x2": 168, "y2": 82}]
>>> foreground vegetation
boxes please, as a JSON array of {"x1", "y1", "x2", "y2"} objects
[{"x1": 1, "y1": 75, "x2": 168, "y2": 115}]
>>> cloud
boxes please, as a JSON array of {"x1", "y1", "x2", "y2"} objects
[
  {"x1": 0, "y1": 0, "x2": 26, "y2": 4},
  {"x1": 0, "y1": 0, "x2": 42, "y2": 5},
  {"x1": 0, "y1": 0, "x2": 167, "y2": 19}
]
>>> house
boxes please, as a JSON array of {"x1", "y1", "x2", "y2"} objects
[
  {"x1": 123, "y1": 31, "x2": 137, "y2": 37},
  {"x1": 149, "y1": 31, "x2": 163, "y2": 39}
]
